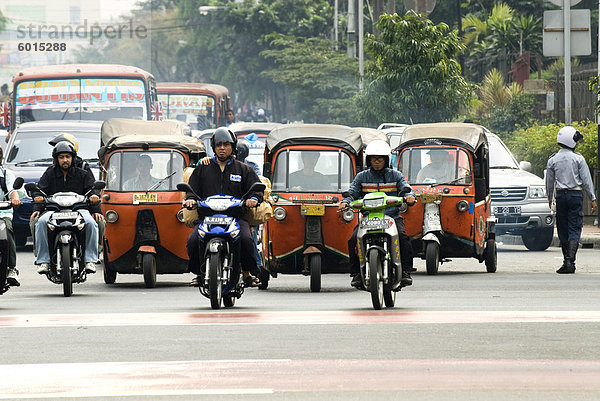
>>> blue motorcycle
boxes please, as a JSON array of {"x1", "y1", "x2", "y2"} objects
[{"x1": 178, "y1": 182, "x2": 265, "y2": 309}]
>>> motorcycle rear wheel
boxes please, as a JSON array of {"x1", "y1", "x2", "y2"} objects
[
  {"x1": 61, "y1": 245, "x2": 73, "y2": 297},
  {"x1": 208, "y1": 253, "x2": 223, "y2": 309},
  {"x1": 368, "y1": 249, "x2": 383, "y2": 310}
]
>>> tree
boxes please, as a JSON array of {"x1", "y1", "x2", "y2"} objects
[
  {"x1": 261, "y1": 34, "x2": 358, "y2": 124},
  {"x1": 356, "y1": 12, "x2": 472, "y2": 125}
]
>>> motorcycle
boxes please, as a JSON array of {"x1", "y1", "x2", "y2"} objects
[
  {"x1": 0, "y1": 177, "x2": 24, "y2": 295},
  {"x1": 177, "y1": 181, "x2": 265, "y2": 309},
  {"x1": 349, "y1": 188, "x2": 412, "y2": 310},
  {"x1": 25, "y1": 181, "x2": 105, "y2": 297}
]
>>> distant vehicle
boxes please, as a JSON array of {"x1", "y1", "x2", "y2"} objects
[
  {"x1": 3, "y1": 120, "x2": 102, "y2": 246},
  {"x1": 377, "y1": 123, "x2": 409, "y2": 131},
  {"x1": 5, "y1": 64, "x2": 160, "y2": 136},
  {"x1": 381, "y1": 125, "x2": 409, "y2": 167},
  {"x1": 157, "y1": 82, "x2": 231, "y2": 132},
  {"x1": 486, "y1": 131, "x2": 555, "y2": 251},
  {"x1": 228, "y1": 122, "x2": 282, "y2": 174}
]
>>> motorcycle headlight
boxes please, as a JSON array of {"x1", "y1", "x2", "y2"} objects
[
  {"x1": 363, "y1": 198, "x2": 385, "y2": 208},
  {"x1": 529, "y1": 185, "x2": 547, "y2": 199}
]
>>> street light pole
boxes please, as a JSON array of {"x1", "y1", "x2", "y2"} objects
[
  {"x1": 358, "y1": 0, "x2": 364, "y2": 89},
  {"x1": 563, "y1": 0, "x2": 572, "y2": 124}
]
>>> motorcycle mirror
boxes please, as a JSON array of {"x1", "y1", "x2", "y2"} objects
[
  {"x1": 400, "y1": 187, "x2": 412, "y2": 195},
  {"x1": 93, "y1": 180, "x2": 106, "y2": 190},
  {"x1": 341, "y1": 191, "x2": 350, "y2": 198},
  {"x1": 24, "y1": 182, "x2": 38, "y2": 193},
  {"x1": 177, "y1": 182, "x2": 193, "y2": 193},
  {"x1": 243, "y1": 182, "x2": 266, "y2": 200},
  {"x1": 12, "y1": 177, "x2": 24, "y2": 190}
]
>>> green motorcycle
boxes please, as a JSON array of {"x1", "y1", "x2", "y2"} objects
[{"x1": 350, "y1": 190, "x2": 411, "y2": 310}]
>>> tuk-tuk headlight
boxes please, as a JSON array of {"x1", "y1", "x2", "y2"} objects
[
  {"x1": 176, "y1": 209, "x2": 185, "y2": 223},
  {"x1": 274, "y1": 207, "x2": 287, "y2": 221},
  {"x1": 341, "y1": 208, "x2": 355, "y2": 222},
  {"x1": 105, "y1": 210, "x2": 119, "y2": 223},
  {"x1": 456, "y1": 200, "x2": 469, "y2": 212}
]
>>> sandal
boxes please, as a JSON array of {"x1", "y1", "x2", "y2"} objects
[{"x1": 243, "y1": 275, "x2": 261, "y2": 287}]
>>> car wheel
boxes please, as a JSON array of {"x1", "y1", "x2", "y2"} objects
[{"x1": 522, "y1": 227, "x2": 554, "y2": 251}]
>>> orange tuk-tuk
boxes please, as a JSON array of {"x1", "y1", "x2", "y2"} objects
[
  {"x1": 261, "y1": 124, "x2": 362, "y2": 292},
  {"x1": 395, "y1": 123, "x2": 497, "y2": 274},
  {"x1": 99, "y1": 118, "x2": 206, "y2": 287}
]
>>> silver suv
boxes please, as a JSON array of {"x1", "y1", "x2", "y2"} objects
[{"x1": 486, "y1": 131, "x2": 555, "y2": 250}]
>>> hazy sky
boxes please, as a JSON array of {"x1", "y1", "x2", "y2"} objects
[{"x1": 100, "y1": 0, "x2": 140, "y2": 21}]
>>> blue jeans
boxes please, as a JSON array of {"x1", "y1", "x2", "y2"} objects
[{"x1": 35, "y1": 210, "x2": 99, "y2": 264}]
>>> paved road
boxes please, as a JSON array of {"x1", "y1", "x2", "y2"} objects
[{"x1": 1, "y1": 243, "x2": 599, "y2": 400}]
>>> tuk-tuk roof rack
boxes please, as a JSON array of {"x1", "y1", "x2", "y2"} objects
[
  {"x1": 266, "y1": 123, "x2": 363, "y2": 154},
  {"x1": 395, "y1": 122, "x2": 488, "y2": 153}
]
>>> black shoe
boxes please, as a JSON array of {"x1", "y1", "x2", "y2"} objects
[
  {"x1": 350, "y1": 274, "x2": 363, "y2": 289},
  {"x1": 400, "y1": 271, "x2": 412, "y2": 286},
  {"x1": 189, "y1": 276, "x2": 201, "y2": 287}
]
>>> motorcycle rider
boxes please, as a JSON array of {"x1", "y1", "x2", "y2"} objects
[
  {"x1": 31, "y1": 133, "x2": 106, "y2": 254},
  {"x1": 338, "y1": 140, "x2": 416, "y2": 288},
  {"x1": 546, "y1": 126, "x2": 597, "y2": 274},
  {"x1": 184, "y1": 127, "x2": 264, "y2": 287},
  {"x1": 30, "y1": 142, "x2": 102, "y2": 274},
  {"x1": 0, "y1": 147, "x2": 23, "y2": 286}
]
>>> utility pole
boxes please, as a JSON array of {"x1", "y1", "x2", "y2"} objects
[
  {"x1": 348, "y1": 0, "x2": 356, "y2": 58},
  {"x1": 359, "y1": 0, "x2": 364, "y2": 88}
]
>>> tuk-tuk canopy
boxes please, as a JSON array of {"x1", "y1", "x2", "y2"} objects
[
  {"x1": 353, "y1": 127, "x2": 390, "y2": 147},
  {"x1": 397, "y1": 123, "x2": 488, "y2": 152},
  {"x1": 99, "y1": 118, "x2": 205, "y2": 162},
  {"x1": 266, "y1": 124, "x2": 363, "y2": 155}
]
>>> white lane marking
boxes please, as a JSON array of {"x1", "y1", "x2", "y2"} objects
[
  {"x1": 2, "y1": 310, "x2": 600, "y2": 328},
  {"x1": 2, "y1": 359, "x2": 600, "y2": 398}
]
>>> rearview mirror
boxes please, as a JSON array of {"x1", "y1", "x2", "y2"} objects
[
  {"x1": 12, "y1": 177, "x2": 24, "y2": 190},
  {"x1": 93, "y1": 180, "x2": 106, "y2": 190}
]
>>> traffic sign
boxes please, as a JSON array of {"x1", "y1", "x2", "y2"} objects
[
  {"x1": 547, "y1": 0, "x2": 582, "y2": 6},
  {"x1": 543, "y1": 9, "x2": 591, "y2": 57}
]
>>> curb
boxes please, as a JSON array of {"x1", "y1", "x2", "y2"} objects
[{"x1": 497, "y1": 233, "x2": 600, "y2": 248}]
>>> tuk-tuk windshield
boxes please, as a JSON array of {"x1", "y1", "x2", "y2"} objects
[
  {"x1": 399, "y1": 147, "x2": 472, "y2": 185},
  {"x1": 272, "y1": 149, "x2": 353, "y2": 192},
  {"x1": 105, "y1": 150, "x2": 185, "y2": 191}
]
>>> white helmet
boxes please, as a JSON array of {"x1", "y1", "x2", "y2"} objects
[
  {"x1": 557, "y1": 126, "x2": 583, "y2": 149},
  {"x1": 365, "y1": 140, "x2": 392, "y2": 168}
]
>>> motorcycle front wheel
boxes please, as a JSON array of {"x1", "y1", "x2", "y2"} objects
[
  {"x1": 142, "y1": 253, "x2": 157, "y2": 288},
  {"x1": 368, "y1": 249, "x2": 383, "y2": 310},
  {"x1": 208, "y1": 253, "x2": 223, "y2": 309},
  {"x1": 61, "y1": 245, "x2": 73, "y2": 297}
]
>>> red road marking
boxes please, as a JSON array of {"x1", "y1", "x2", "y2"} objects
[
  {"x1": 1, "y1": 359, "x2": 600, "y2": 398},
  {"x1": 1, "y1": 310, "x2": 600, "y2": 328}
]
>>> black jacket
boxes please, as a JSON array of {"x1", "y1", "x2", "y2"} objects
[
  {"x1": 34, "y1": 165, "x2": 100, "y2": 213},
  {"x1": 186, "y1": 157, "x2": 263, "y2": 204}
]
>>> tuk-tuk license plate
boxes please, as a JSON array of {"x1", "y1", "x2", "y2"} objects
[
  {"x1": 132, "y1": 193, "x2": 158, "y2": 204},
  {"x1": 300, "y1": 204, "x2": 325, "y2": 216},
  {"x1": 493, "y1": 206, "x2": 521, "y2": 216},
  {"x1": 360, "y1": 218, "x2": 388, "y2": 230},
  {"x1": 53, "y1": 211, "x2": 79, "y2": 220},
  {"x1": 204, "y1": 216, "x2": 234, "y2": 225},
  {"x1": 420, "y1": 193, "x2": 443, "y2": 204}
]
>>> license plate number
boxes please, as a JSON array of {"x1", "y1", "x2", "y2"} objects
[
  {"x1": 53, "y1": 211, "x2": 79, "y2": 219},
  {"x1": 360, "y1": 218, "x2": 387, "y2": 230},
  {"x1": 300, "y1": 204, "x2": 325, "y2": 216},
  {"x1": 132, "y1": 193, "x2": 157, "y2": 204},
  {"x1": 493, "y1": 206, "x2": 521, "y2": 216},
  {"x1": 204, "y1": 216, "x2": 233, "y2": 225},
  {"x1": 420, "y1": 193, "x2": 442, "y2": 204}
]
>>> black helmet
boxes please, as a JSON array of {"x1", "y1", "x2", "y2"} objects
[
  {"x1": 52, "y1": 141, "x2": 77, "y2": 161},
  {"x1": 236, "y1": 140, "x2": 250, "y2": 161},
  {"x1": 210, "y1": 127, "x2": 237, "y2": 153}
]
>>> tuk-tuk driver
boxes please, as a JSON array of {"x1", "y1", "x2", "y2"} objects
[
  {"x1": 289, "y1": 151, "x2": 326, "y2": 190},
  {"x1": 184, "y1": 128, "x2": 264, "y2": 287},
  {"x1": 338, "y1": 140, "x2": 416, "y2": 288},
  {"x1": 416, "y1": 149, "x2": 455, "y2": 184},
  {"x1": 123, "y1": 154, "x2": 163, "y2": 191}
]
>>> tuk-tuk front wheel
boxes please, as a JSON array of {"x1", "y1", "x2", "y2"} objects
[
  {"x1": 484, "y1": 239, "x2": 497, "y2": 273},
  {"x1": 309, "y1": 254, "x2": 321, "y2": 293},
  {"x1": 103, "y1": 247, "x2": 117, "y2": 284},
  {"x1": 142, "y1": 253, "x2": 157, "y2": 288},
  {"x1": 425, "y1": 242, "x2": 440, "y2": 275}
]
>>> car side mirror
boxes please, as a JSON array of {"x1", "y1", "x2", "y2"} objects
[
  {"x1": 263, "y1": 162, "x2": 271, "y2": 177},
  {"x1": 519, "y1": 161, "x2": 532, "y2": 172}
]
